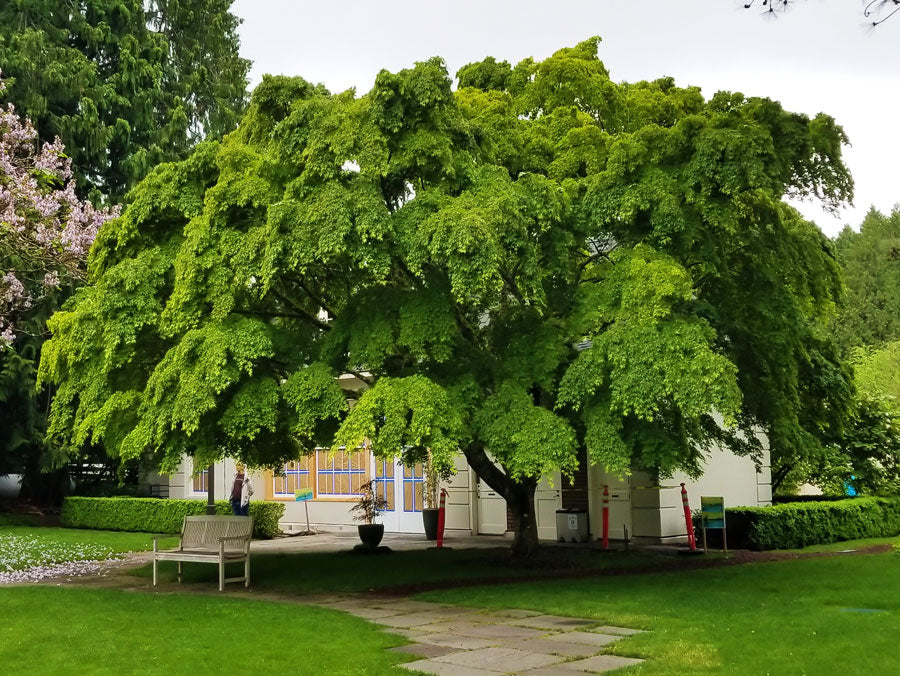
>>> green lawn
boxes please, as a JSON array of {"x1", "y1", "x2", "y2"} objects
[
  {"x1": 419, "y1": 549, "x2": 900, "y2": 675},
  {"x1": 138, "y1": 545, "x2": 666, "y2": 594},
  {"x1": 0, "y1": 587, "x2": 413, "y2": 675}
]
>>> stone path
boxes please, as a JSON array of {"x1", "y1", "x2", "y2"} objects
[{"x1": 308, "y1": 596, "x2": 646, "y2": 675}]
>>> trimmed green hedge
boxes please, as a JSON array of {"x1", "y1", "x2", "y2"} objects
[
  {"x1": 61, "y1": 497, "x2": 285, "y2": 539},
  {"x1": 727, "y1": 497, "x2": 900, "y2": 550}
]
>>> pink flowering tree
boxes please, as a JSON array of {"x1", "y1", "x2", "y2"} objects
[{"x1": 0, "y1": 72, "x2": 119, "y2": 345}]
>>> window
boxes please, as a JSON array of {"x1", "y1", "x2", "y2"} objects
[
  {"x1": 272, "y1": 457, "x2": 312, "y2": 496},
  {"x1": 192, "y1": 468, "x2": 208, "y2": 493},
  {"x1": 373, "y1": 459, "x2": 396, "y2": 511},
  {"x1": 402, "y1": 462, "x2": 424, "y2": 513},
  {"x1": 317, "y1": 448, "x2": 368, "y2": 497}
]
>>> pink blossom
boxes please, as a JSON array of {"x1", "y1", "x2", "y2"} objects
[{"x1": 0, "y1": 69, "x2": 119, "y2": 344}]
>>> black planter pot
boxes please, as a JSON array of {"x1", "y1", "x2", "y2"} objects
[
  {"x1": 357, "y1": 523, "x2": 385, "y2": 548},
  {"x1": 422, "y1": 508, "x2": 440, "y2": 540}
]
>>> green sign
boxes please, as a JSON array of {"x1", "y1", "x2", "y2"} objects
[
  {"x1": 701, "y1": 496, "x2": 726, "y2": 530},
  {"x1": 294, "y1": 488, "x2": 314, "y2": 502}
]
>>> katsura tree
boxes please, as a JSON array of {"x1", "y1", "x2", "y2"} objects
[
  {"x1": 40, "y1": 38, "x2": 854, "y2": 556},
  {"x1": 0, "y1": 0, "x2": 249, "y2": 200},
  {"x1": 0, "y1": 74, "x2": 118, "y2": 480}
]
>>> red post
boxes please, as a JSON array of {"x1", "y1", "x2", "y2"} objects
[
  {"x1": 602, "y1": 484, "x2": 610, "y2": 549},
  {"x1": 680, "y1": 483, "x2": 696, "y2": 550},
  {"x1": 436, "y1": 488, "x2": 448, "y2": 549}
]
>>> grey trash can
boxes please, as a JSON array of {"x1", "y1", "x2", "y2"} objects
[{"x1": 556, "y1": 508, "x2": 589, "y2": 543}]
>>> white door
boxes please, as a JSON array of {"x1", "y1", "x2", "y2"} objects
[
  {"x1": 373, "y1": 458, "x2": 424, "y2": 533},
  {"x1": 589, "y1": 465, "x2": 632, "y2": 540},
  {"x1": 535, "y1": 473, "x2": 562, "y2": 541},
  {"x1": 476, "y1": 477, "x2": 507, "y2": 534},
  {"x1": 396, "y1": 461, "x2": 425, "y2": 533}
]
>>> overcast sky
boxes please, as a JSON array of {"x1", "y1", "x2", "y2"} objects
[{"x1": 231, "y1": 0, "x2": 898, "y2": 237}]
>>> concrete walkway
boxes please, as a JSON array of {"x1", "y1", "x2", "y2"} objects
[{"x1": 308, "y1": 595, "x2": 646, "y2": 675}]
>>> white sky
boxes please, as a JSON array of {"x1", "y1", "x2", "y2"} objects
[{"x1": 232, "y1": 0, "x2": 899, "y2": 237}]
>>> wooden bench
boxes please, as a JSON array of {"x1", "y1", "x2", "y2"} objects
[{"x1": 152, "y1": 515, "x2": 253, "y2": 591}]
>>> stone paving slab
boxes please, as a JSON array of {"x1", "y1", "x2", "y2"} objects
[
  {"x1": 504, "y1": 615, "x2": 596, "y2": 631},
  {"x1": 345, "y1": 606, "x2": 408, "y2": 619},
  {"x1": 433, "y1": 647, "x2": 563, "y2": 672},
  {"x1": 389, "y1": 643, "x2": 461, "y2": 659},
  {"x1": 369, "y1": 600, "x2": 441, "y2": 613},
  {"x1": 589, "y1": 626, "x2": 646, "y2": 637},
  {"x1": 519, "y1": 668, "x2": 595, "y2": 676},
  {"x1": 384, "y1": 628, "x2": 432, "y2": 640},
  {"x1": 503, "y1": 637, "x2": 603, "y2": 659},
  {"x1": 557, "y1": 654, "x2": 645, "y2": 672},
  {"x1": 442, "y1": 623, "x2": 548, "y2": 641},
  {"x1": 416, "y1": 634, "x2": 502, "y2": 650},
  {"x1": 312, "y1": 595, "x2": 647, "y2": 674},
  {"x1": 415, "y1": 619, "x2": 495, "y2": 634},
  {"x1": 399, "y1": 659, "x2": 505, "y2": 675},
  {"x1": 543, "y1": 631, "x2": 620, "y2": 647},
  {"x1": 379, "y1": 612, "x2": 466, "y2": 628},
  {"x1": 483, "y1": 609, "x2": 544, "y2": 619}
]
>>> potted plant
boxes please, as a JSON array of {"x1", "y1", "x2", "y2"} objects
[
  {"x1": 351, "y1": 479, "x2": 389, "y2": 549},
  {"x1": 422, "y1": 450, "x2": 453, "y2": 540},
  {"x1": 422, "y1": 453, "x2": 441, "y2": 540}
]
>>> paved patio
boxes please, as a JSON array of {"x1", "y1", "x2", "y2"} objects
[{"x1": 307, "y1": 595, "x2": 646, "y2": 675}]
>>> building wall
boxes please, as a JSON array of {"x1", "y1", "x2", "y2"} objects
[{"x1": 169, "y1": 454, "x2": 474, "y2": 535}]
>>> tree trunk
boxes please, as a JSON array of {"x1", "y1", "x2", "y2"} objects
[
  {"x1": 463, "y1": 442, "x2": 540, "y2": 559},
  {"x1": 508, "y1": 479, "x2": 539, "y2": 559}
]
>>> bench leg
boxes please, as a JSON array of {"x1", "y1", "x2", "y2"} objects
[
  {"x1": 244, "y1": 557, "x2": 250, "y2": 588},
  {"x1": 177, "y1": 561, "x2": 182, "y2": 584},
  {"x1": 153, "y1": 557, "x2": 157, "y2": 587},
  {"x1": 219, "y1": 558, "x2": 225, "y2": 592}
]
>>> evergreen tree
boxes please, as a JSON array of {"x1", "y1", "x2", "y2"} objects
[{"x1": 0, "y1": 0, "x2": 250, "y2": 200}]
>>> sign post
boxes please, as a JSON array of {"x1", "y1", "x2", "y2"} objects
[
  {"x1": 295, "y1": 487, "x2": 314, "y2": 533},
  {"x1": 700, "y1": 496, "x2": 726, "y2": 556}
]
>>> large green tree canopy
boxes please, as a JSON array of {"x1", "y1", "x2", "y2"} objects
[
  {"x1": 0, "y1": 0, "x2": 249, "y2": 199},
  {"x1": 40, "y1": 38, "x2": 854, "y2": 554}
]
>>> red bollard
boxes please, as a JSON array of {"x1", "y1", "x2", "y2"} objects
[
  {"x1": 602, "y1": 484, "x2": 610, "y2": 549},
  {"x1": 436, "y1": 488, "x2": 448, "y2": 549},
  {"x1": 680, "y1": 483, "x2": 696, "y2": 550}
]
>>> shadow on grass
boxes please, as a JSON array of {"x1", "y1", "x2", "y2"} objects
[{"x1": 132, "y1": 545, "x2": 669, "y2": 595}]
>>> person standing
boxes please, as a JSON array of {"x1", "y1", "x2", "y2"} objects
[{"x1": 230, "y1": 463, "x2": 253, "y2": 516}]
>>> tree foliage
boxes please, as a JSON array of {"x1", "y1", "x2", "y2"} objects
[
  {"x1": 1, "y1": 73, "x2": 118, "y2": 480},
  {"x1": 40, "y1": 38, "x2": 854, "y2": 555},
  {"x1": 832, "y1": 208, "x2": 900, "y2": 353},
  {"x1": 0, "y1": 0, "x2": 250, "y2": 200}
]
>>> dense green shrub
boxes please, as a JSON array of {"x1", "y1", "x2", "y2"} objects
[
  {"x1": 60, "y1": 497, "x2": 285, "y2": 539},
  {"x1": 727, "y1": 497, "x2": 900, "y2": 550}
]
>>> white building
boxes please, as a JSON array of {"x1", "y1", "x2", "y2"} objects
[{"x1": 164, "y1": 439, "x2": 771, "y2": 543}]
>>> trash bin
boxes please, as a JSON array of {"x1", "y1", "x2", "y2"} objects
[{"x1": 556, "y1": 508, "x2": 589, "y2": 543}]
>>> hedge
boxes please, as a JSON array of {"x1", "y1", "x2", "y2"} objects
[
  {"x1": 61, "y1": 497, "x2": 285, "y2": 539},
  {"x1": 726, "y1": 497, "x2": 900, "y2": 550}
]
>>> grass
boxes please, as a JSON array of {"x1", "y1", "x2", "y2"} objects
[
  {"x1": 0, "y1": 587, "x2": 413, "y2": 675},
  {"x1": 136, "y1": 545, "x2": 667, "y2": 594},
  {"x1": 0, "y1": 513, "x2": 178, "y2": 573},
  {"x1": 419, "y1": 549, "x2": 900, "y2": 675}
]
